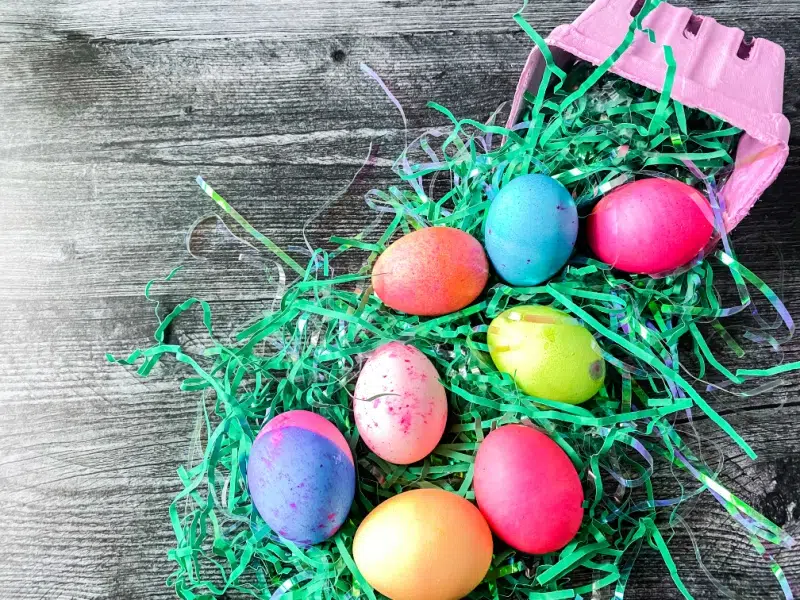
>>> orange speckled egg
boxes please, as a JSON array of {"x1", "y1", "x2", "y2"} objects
[
  {"x1": 372, "y1": 227, "x2": 489, "y2": 316},
  {"x1": 354, "y1": 342, "x2": 447, "y2": 465},
  {"x1": 353, "y1": 489, "x2": 493, "y2": 600}
]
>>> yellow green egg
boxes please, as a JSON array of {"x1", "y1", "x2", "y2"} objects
[{"x1": 487, "y1": 305, "x2": 605, "y2": 404}]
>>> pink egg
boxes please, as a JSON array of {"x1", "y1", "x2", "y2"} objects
[
  {"x1": 354, "y1": 342, "x2": 448, "y2": 464},
  {"x1": 587, "y1": 178, "x2": 714, "y2": 276},
  {"x1": 474, "y1": 424, "x2": 583, "y2": 554}
]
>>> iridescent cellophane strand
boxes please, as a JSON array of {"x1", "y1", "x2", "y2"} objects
[{"x1": 109, "y1": 1, "x2": 798, "y2": 598}]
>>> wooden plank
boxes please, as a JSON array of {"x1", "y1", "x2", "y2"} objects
[
  {"x1": 1, "y1": 0, "x2": 799, "y2": 42},
  {"x1": 1, "y1": 0, "x2": 799, "y2": 598}
]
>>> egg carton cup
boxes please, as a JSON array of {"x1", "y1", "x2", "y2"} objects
[{"x1": 507, "y1": 0, "x2": 790, "y2": 232}]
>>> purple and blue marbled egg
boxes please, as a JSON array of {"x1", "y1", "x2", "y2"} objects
[{"x1": 247, "y1": 410, "x2": 356, "y2": 545}]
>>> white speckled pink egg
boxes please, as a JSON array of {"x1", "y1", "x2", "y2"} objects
[{"x1": 354, "y1": 342, "x2": 447, "y2": 465}]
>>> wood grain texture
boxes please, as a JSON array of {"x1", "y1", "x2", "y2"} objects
[{"x1": 0, "y1": 0, "x2": 799, "y2": 598}]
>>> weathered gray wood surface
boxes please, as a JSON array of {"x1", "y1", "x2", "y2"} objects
[{"x1": 1, "y1": 0, "x2": 799, "y2": 598}]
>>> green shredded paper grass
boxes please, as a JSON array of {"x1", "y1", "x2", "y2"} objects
[{"x1": 110, "y1": 2, "x2": 797, "y2": 599}]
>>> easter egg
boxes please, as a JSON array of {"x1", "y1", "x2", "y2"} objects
[
  {"x1": 587, "y1": 178, "x2": 714, "y2": 275},
  {"x1": 353, "y1": 489, "x2": 493, "y2": 600},
  {"x1": 474, "y1": 424, "x2": 584, "y2": 554},
  {"x1": 487, "y1": 305, "x2": 604, "y2": 404},
  {"x1": 247, "y1": 410, "x2": 355, "y2": 545},
  {"x1": 354, "y1": 342, "x2": 447, "y2": 464},
  {"x1": 484, "y1": 174, "x2": 578, "y2": 286},
  {"x1": 372, "y1": 227, "x2": 489, "y2": 316}
]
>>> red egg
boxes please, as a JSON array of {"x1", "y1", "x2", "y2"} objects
[
  {"x1": 586, "y1": 178, "x2": 714, "y2": 276},
  {"x1": 474, "y1": 424, "x2": 583, "y2": 554},
  {"x1": 372, "y1": 227, "x2": 489, "y2": 316}
]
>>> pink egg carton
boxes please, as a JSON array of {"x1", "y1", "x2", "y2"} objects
[{"x1": 507, "y1": 0, "x2": 790, "y2": 231}]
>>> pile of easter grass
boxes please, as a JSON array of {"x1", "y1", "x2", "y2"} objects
[{"x1": 110, "y1": 2, "x2": 798, "y2": 599}]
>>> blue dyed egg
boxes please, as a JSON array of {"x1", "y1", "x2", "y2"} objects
[
  {"x1": 247, "y1": 410, "x2": 356, "y2": 545},
  {"x1": 485, "y1": 174, "x2": 578, "y2": 285}
]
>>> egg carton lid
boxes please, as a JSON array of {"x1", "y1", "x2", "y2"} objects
[{"x1": 507, "y1": 0, "x2": 791, "y2": 231}]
